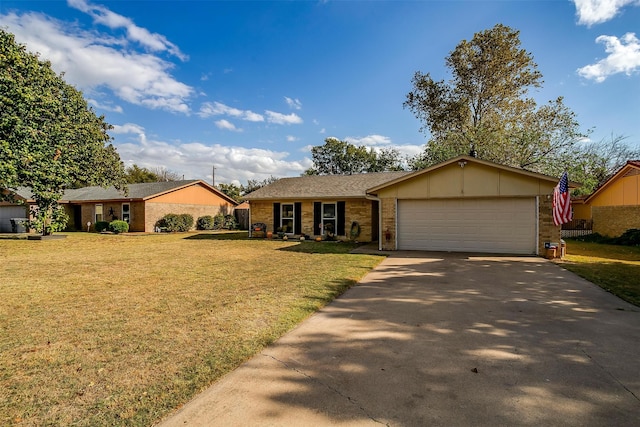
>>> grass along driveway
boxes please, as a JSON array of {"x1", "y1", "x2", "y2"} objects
[
  {"x1": 556, "y1": 239, "x2": 640, "y2": 307},
  {"x1": 0, "y1": 232, "x2": 383, "y2": 426}
]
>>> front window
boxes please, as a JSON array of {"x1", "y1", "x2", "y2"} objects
[
  {"x1": 95, "y1": 204, "x2": 103, "y2": 222},
  {"x1": 281, "y1": 203, "x2": 294, "y2": 233},
  {"x1": 122, "y1": 203, "x2": 131, "y2": 223},
  {"x1": 322, "y1": 203, "x2": 336, "y2": 236}
]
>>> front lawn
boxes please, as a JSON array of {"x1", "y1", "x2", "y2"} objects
[
  {"x1": 0, "y1": 232, "x2": 383, "y2": 426},
  {"x1": 557, "y1": 239, "x2": 640, "y2": 307}
]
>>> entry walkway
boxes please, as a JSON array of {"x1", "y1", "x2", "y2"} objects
[{"x1": 158, "y1": 253, "x2": 640, "y2": 426}]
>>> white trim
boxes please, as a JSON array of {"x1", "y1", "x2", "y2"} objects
[{"x1": 535, "y1": 196, "x2": 540, "y2": 255}]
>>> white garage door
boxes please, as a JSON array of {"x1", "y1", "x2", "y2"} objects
[
  {"x1": 397, "y1": 198, "x2": 537, "y2": 254},
  {"x1": 0, "y1": 206, "x2": 28, "y2": 233}
]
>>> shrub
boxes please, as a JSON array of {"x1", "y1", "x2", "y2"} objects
[
  {"x1": 214, "y1": 213, "x2": 238, "y2": 230},
  {"x1": 156, "y1": 213, "x2": 193, "y2": 232},
  {"x1": 109, "y1": 220, "x2": 129, "y2": 234},
  {"x1": 178, "y1": 214, "x2": 194, "y2": 231},
  {"x1": 197, "y1": 215, "x2": 215, "y2": 230},
  {"x1": 95, "y1": 221, "x2": 110, "y2": 232},
  {"x1": 614, "y1": 229, "x2": 640, "y2": 246}
]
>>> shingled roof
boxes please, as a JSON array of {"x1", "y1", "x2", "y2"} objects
[
  {"x1": 243, "y1": 171, "x2": 411, "y2": 200},
  {"x1": 61, "y1": 180, "x2": 200, "y2": 201}
]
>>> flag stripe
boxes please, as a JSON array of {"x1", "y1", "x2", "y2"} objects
[{"x1": 553, "y1": 171, "x2": 572, "y2": 226}]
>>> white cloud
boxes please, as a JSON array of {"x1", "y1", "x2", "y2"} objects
[
  {"x1": 112, "y1": 130, "x2": 312, "y2": 185},
  {"x1": 88, "y1": 98, "x2": 123, "y2": 113},
  {"x1": 286, "y1": 135, "x2": 299, "y2": 142},
  {"x1": 68, "y1": 0, "x2": 187, "y2": 60},
  {"x1": 573, "y1": 0, "x2": 640, "y2": 26},
  {"x1": 285, "y1": 97, "x2": 302, "y2": 110},
  {"x1": 198, "y1": 102, "x2": 264, "y2": 122},
  {"x1": 215, "y1": 119, "x2": 242, "y2": 132},
  {"x1": 319, "y1": 128, "x2": 326, "y2": 134},
  {"x1": 265, "y1": 110, "x2": 303, "y2": 125},
  {"x1": 345, "y1": 134, "x2": 393, "y2": 146},
  {"x1": 0, "y1": 11, "x2": 193, "y2": 113},
  {"x1": 577, "y1": 32, "x2": 640, "y2": 82}
]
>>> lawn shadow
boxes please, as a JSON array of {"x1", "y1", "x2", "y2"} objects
[
  {"x1": 183, "y1": 231, "x2": 248, "y2": 240},
  {"x1": 278, "y1": 241, "x2": 363, "y2": 254}
]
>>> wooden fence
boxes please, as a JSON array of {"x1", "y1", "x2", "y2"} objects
[{"x1": 561, "y1": 219, "x2": 593, "y2": 238}]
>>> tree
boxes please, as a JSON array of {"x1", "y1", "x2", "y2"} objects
[
  {"x1": 304, "y1": 137, "x2": 405, "y2": 175},
  {"x1": 0, "y1": 29, "x2": 126, "y2": 233},
  {"x1": 150, "y1": 166, "x2": 182, "y2": 182},
  {"x1": 243, "y1": 176, "x2": 279, "y2": 194},
  {"x1": 216, "y1": 183, "x2": 243, "y2": 202},
  {"x1": 404, "y1": 24, "x2": 585, "y2": 173},
  {"x1": 125, "y1": 164, "x2": 161, "y2": 183}
]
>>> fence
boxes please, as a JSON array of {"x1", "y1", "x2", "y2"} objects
[
  {"x1": 234, "y1": 208, "x2": 249, "y2": 230},
  {"x1": 561, "y1": 219, "x2": 593, "y2": 238}
]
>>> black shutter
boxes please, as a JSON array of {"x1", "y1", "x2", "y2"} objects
[
  {"x1": 337, "y1": 201, "x2": 346, "y2": 235},
  {"x1": 313, "y1": 202, "x2": 321, "y2": 235},
  {"x1": 273, "y1": 203, "x2": 280, "y2": 232},
  {"x1": 294, "y1": 202, "x2": 302, "y2": 235}
]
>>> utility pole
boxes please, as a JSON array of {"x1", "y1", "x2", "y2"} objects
[{"x1": 212, "y1": 165, "x2": 216, "y2": 187}]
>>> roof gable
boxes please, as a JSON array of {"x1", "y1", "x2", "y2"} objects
[
  {"x1": 367, "y1": 155, "x2": 566, "y2": 198},
  {"x1": 243, "y1": 171, "x2": 411, "y2": 200},
  {"x1": 585, "y1": 160, "x2": 640, "y2": 204},
  {"x1": 62, "y1": 180, "x2": 238, "y2": 205}
]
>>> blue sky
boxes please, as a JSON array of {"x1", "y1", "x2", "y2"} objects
[{"x1": 1, "y1": 0, "x2": 639, "y2": 186}]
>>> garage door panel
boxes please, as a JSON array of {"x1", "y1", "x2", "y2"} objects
[
  {"x1": 0, "y1": 206, "x2": 28, "y2": 233},
  {"x1": 398, "y1": 198, "x2": 536, "y2": 254}
]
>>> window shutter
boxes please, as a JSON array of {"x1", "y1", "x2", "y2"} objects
[
  {"x1": 273, "y1": 203, "x2": 280, "y2": 232},
  {"x1": 313, "y1": 202, "x2": 321, "y2": 235},
  {"x1": 337, "y1": 201, "x2": 346, "y2": 235},
  {"x1": 294, "y1": 202, "x2": 302, "y2": 235}
]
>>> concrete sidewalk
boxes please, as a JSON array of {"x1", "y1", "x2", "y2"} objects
[{"x1": 157, "y1": 253, "x2": 640, "y2": 426}]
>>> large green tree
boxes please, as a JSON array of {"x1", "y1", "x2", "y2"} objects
[
  {"x1": 404, "y1": 24, "x2": 585, "y2": 173},
  {"x1": 0, "y1": 29, "x2": 126, "y2": 233},
  {"x1": 304, "y1": 137, "x2": 405, "y2": 175}
]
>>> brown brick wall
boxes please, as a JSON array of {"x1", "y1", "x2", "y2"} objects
[
  {"x1": 249, "y1": 199, "x2": 375, "y2": 240},
  {"x1": 380, "y1": 198, "x2": 396, "y2": 250},
  {"x1": 538, "y1": 194, "x2": 561, "y2": 255},
  {"x1": 593, "y1": 205, "x2": 640, "y2": 237}
]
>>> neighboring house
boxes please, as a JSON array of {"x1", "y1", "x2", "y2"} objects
[
  {"x1": 583, "y1": 160, "x2": 640, "y2": 237},
  {"x1": 245, "y1": 155, "x2": 567, "y2": 255},
  {"x1": 0, "y1": 187, "x2": 33, "y2": 232},
  {"x1": 62, "y1": 180, "x2": 238, "y2": 232}
]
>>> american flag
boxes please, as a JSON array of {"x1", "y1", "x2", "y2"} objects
[{"x1": 553, "y1": 171, "x2": 572, "y2": 226}]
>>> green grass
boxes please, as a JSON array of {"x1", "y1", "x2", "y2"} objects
[
  {"x1": 556, "y1": 239, "x2": 640, "y2": 307},
  {"x1": 0, "y1": 232, "x2": 383, "y2": 426}
]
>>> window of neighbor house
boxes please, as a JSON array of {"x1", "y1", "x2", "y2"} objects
[
  {"x1": 95, "y1": 204, "x2": 103, "y2": 223},
  {"x1": 281, "y1": 203, "x2": 294, "y2": 233},
  {"x1": 122, "y1": 203, "x2": 131, "y2": 223}
]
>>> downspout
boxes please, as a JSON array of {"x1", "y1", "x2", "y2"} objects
[
  {"x1": 366, "y1": 193, "x2": 383, "y2": 251},
  {"x1": 535, "y1": 196, "x2": 540, "y2": 256},
  {"x1": 248, "y1": 200, "x2": 252, "y2": 238}
]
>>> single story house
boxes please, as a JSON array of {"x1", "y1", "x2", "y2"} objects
[
  {"x1": 0, "y1": 187, "x2": 33, "y2": 232},
  {"x1": 583, "y1": 160, "x2": 640, "y2": 237},
  {"x1": 62, "y1": 180, "x2": 238, "y2": 232},
  {"x1": 245, "y1": 155, "x2": 569, "y2": 255},
  {"x1": 1, "y1": 180, "x2": 237, "y2": 233}
]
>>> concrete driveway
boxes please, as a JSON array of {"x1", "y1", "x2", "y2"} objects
[{"x1": 158, "y1": 253, "x2": 640, "y2": 426}]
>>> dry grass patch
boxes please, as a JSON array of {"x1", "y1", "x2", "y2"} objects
[{"x1": 0, "y1": 232, "x2": 383, "y2": 426}]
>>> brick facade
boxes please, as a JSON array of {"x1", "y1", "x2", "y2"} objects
[
  {"x1": 249, "y1": 199, "x2": 376, "y2": 241},
  {"x1": 538, "y1": 195, "x2": 561, "y2": 254},
  {"x1": 380, "y1": 198, "x2": 396, "y2": 250},
  {"x1": 593, "y1": 205, "x2": 640, "y2": 237}
]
